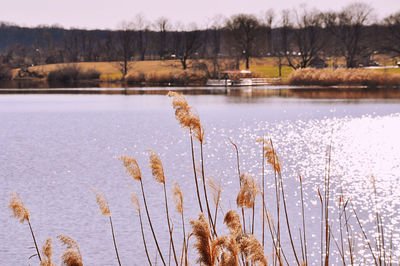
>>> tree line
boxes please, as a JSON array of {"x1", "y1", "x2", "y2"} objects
[{"x1": 1, "y1": 3, "x2": 400, "y2": 78}]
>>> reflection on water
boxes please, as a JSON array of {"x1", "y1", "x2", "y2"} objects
[{"x1": 0, "y1": 94, "x2": 399, "y2": 265}]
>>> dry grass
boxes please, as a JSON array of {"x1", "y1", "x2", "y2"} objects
[{"x1": 288, "y1": 68, "x2": 400, "y2": 86}]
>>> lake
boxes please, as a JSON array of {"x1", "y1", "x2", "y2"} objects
[{"x1": 1, "y1": 90, "x2": 400, "y2": 265}]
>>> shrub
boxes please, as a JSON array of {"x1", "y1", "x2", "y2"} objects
[
  {"x1": 288, "y1": 68, "x2": 400, "y2": 86},
  {"x1": 47, "y1": 64, "x2": 100, "y2": 83},
  {"x1": 0, "y1": 64, "x2": 12, "y2": 80}
]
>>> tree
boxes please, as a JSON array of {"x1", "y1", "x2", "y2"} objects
[
  {"x1": 324, "y1": 3, "x2": 373, "y2": 68},
  {"x1": 290, "y1": 8, "x2": 326, "y2": 68},
  {"x1": 116, "y1": 21, "x2": 135, "y2": 79},
  {"x1": 154, "y1": 17, "x2": 169, "y2": 59},
  {"x1": 174, "y1": 23, "x2": 202, "y2": 70},
  {"x1": 383, "y1": 12, "x2": 400, "y2": 56},
  {"x1": 261, "y1": 9, "x2": 275, "y2": 56},
  {"x1": 226, "y1": 14, "x2": 260, "y2": 69},
  {"x1": 133, "y1": 14, "x2": 150, "y2": 61}
]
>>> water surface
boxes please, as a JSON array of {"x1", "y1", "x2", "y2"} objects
[{"x1": 1, "y1": 94, "x2": 399, "y2": 265}]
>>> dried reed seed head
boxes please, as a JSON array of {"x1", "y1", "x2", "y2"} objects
[
  {"x1": 240, "y1": 235, "x2": 267, "y2": 265},
  {"x1": 168, "y1": 91, "x2": 204, "y2": 143},
  {"x1": 147, "y1": 149, "x2": 165, "y2": 184},
  {"x1": 211, "y1": 236, "x2": 228, "y2": 264},
  {"x1": 224, "y1": 210, "x2": 242, "y2": 235},
  {"x1": 237, "y1": 173, "x2": 259, "y2": 209},
  {"x1": 264, "y1": 145, "x2": 281, "y2": 173},
  {"x1": 119, "y1": 155, "x2": 142, "y2": 181},
  {"x1": 61, "y1": 249, "x2": 83, "y2": 266},
  {"x1": 9, "y1": 192, "x2": 30, "y2": 223},
  {"x1": 57, "y1": 235, "x2": 83, "y2": 266},
  {"x1": 131, "y1": 192, "x2": 140, "y2": 212},
  {"x1": 91, "y1": 188, "x2": 110, "y2": 216},
  {"x1": 190, "y1": 213, "x2": 212, "y2": 266},
  {"x1": 207, "y1": 178, "x2": 222, "y2": 205},
  {"x1": 172, "y1": 182, "x2": 183, "y2": 214},
  {"x1": 211, "y1": 236, "x2": 240, "y2": 266},
  {"x1": 257, "y1": 138, "x2": 281, "y2": 173},
  {"x1": 40, "y1": 238, "x2": 55, "y2": 266}
]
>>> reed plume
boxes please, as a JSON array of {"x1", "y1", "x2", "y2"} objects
[
  {"x1": 148, "y1": 149, "x2": 166, "y2": 184},
  {"x1": 257, "y1": 139, "x2": 281, "y2": 174},
  {"x1": 57, "y1": 235, "x2": 83, "y2": 266},
  {"x1": 148, "y1": 149, "x2": 178, "y2": 265},
  {"x1": 239, "y1": 235, "x2": 268, "y2": 265},
  {"x1": 237, "y1": 173, "x2": 259, "y2": 209},
  {"x1": 131, "y1": 192, "x2": 152, "y2": 266},
  {"x1": 40, "y1": 238, "x2": 55, "y2": 266},
  {"x1": 173, "y1": 182, "x2": 187, "y2": 265},
  {"x1": 208, "y1": 178, "x2": 222, "y2": 231},
  {"x1": 190, "y1": 213, "x2": 212, "y2": 266},
  {"x1": 9, "y1": 192, "x2": 41, "y2": 262},
  {"x1": 167, "y1": 91, "x2": 203, "y2": 143},
  {"x1": 224, "y1": 210, "x2": 242, "y2": 235},
  {"x1": 92, "y1": 188, "x2": 110, "y2": 216},
  {"x1": 237, "y1": 173, "x2": 259, "y2": 234},
  {"x1": 91, "y1": 188, "x2": 121, "y2": 266},
  {"x1": 9, "y1": 192, "x2": 30, "y2": 223},
  {"x1": 173, "y1": 182, "x2": 184, "y2": 215},
  {"x1": 120, "y1": 155, "x2": 166, "y2": 266},
  {"x1": 211, "y1": 236, "x2": 240, "y2": 266},
  {"x1": 119, "y1": 155, "x2": 141, "y2": 181}
]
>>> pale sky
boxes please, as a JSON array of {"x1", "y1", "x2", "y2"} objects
[{"x1": 1, "y1": 0, "x2": 399, "y2": 29}]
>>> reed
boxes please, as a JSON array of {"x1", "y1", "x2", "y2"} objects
[
  {"x1": 148, "y1": 149, "x2": 179, "y2": 266},
  {"x1": 57, "y1": 235, "x2": 83, "y2": 266},
  {"x1": 91, "y1": 188, "x2": 121, "y2": 266},
  {"x1": 168, "y1": 91, "x2": 216, "y2": 235},
  {"x1": 40, "y1": 238, "x2": 55, "y2": 266},
  {"x1": 119, "y1": 155, "x2": 166, "y2": 266},
  {"x1": 172, "y1": 182, "x2": 187, "y2": 266},
  {"x1": 131, "y1": 192, "x2": 152, "y2": 266},
  {"x1": 8, "y1": 192, "x2": 42, "y2": 262}
]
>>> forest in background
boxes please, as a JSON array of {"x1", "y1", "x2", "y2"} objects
[{"x1": 1, "y1": 3, "x2": 400, "y2": 81}]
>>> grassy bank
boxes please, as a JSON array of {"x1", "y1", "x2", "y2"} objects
[
  {"x1": 8, "y1": 58, "x2": 400, "y2": 87},
  {"x1": 288, "y1": 68, "x2": 400, "y2": 87}
]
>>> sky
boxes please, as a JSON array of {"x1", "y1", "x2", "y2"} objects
[{"x1": 1, "y1": 0, "x2": 399, "y2": 30}]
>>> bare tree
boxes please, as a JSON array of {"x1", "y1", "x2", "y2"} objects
[
  {"x1": 290, "y1": 8, "x2": 326, "y2": 68},
  {"x1": 324, "y1": 3, "x2": 373, "y2": 68},
  {"x1": 208, "y1": 16, "x2": 224, "y2": 77},
  {"x1": 154, "y1": 17, "x2": 169, "y2": 59},
  {"x1": 226, "y1": 14, "x2": 260, "y2": 69},
  {"x1": 261, "y1": 9, "x2": 275, "y2": 56},
  {"x1": 116, "y1": 21, "x2": 135, "y2": 79},
  {"x1": 133, "y1": 14, "x2": 150, "y2": 61},
  {"x1": 383, "y1": 12, "x2": 400, "y2": 56},
  {"x1": 174, "y1": 23, "x2": 202, "y2": 70}
]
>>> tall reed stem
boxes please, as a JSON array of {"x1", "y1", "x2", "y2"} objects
[
  {"x1": 163, "y1": 183, "x2": 179, "y2": 266},
  {"x1": 27, "y1": 221, "x2": 41, "y2": 262},
  {"x1": 190, "y1": 131, "x2": 203, "y2": 213},
  {"x1": 262, "y1": 136, "x2": 265, "y2": 247},
  {"x1": 138, "y1": 209, "x2": 152, "y2": 266},
  {"x1": 180, "y1": 211, "x2": 186, "y2": 266},
  {"x1": 109, "y1": 216, "x2": 122, "y2": 266},
  {"x1": 229, "y1": 139, "x2": 246, "y2": 233},
  {"x1": 300, "y1": 175, "x2": 308, "y2": 266},
  {"x1": 200, "y1": 142, "x2": 216, "y2": 235},
  {"x1": 140, "y1": 179, "x2": 166, "y2": 266}
]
